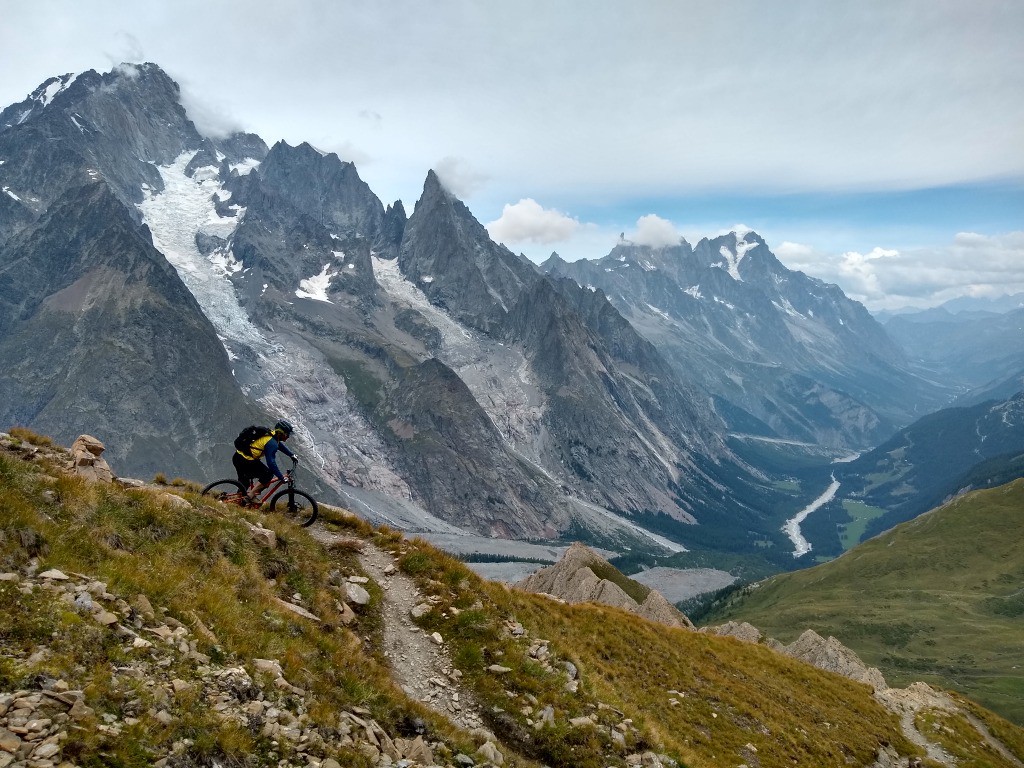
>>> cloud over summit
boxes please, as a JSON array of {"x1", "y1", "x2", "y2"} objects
[
  {"x1": 631, "y1": 215, "x2": 683, "y2": 248},
  {"x1": 486, "y1": 199, "x2": 580, "y2": 245}
]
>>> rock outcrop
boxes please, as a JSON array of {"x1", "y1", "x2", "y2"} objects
[
  {"x1": 67, "y1": 435, "x2": 115, "y2": 483},
  {"x1": 700, "y1": 620, "x2": 763, "y2": 644},
  {"x1": 781, "y1": 629, "x2": 888, "y2": 692},
  {"x1": 516, "y1": 543, "x2": 694, "y2": 629}
]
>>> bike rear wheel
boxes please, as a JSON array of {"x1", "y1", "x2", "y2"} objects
[
  {"x1": 201, "y1": 479, "x2": 246, "y2": 504},
  {"x1": 269, "y1": 488, "x2": 319, "y2": 527}
]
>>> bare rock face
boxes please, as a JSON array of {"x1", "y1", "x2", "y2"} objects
[
  {"x1": 701, "y1": 620, "x2": 762, "y2": 643},
  {"x1": 781, "y1": 629, "x2": 888, "y2": 692},
  {"x1": 68, "y1": 435, "x2": 115, "y2": 483},
  {"x1": 516, "y1": 543, "x2": 693, "y2": 629},
  {"x1": 639, "y1": 590, "x2": 695, "y2": 629}
]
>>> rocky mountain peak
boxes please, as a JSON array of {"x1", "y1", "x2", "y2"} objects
[
  {"x1": 379, "y1": 199, "x2": 408, "y2": 258},
  {"x1": 254, "y1": 140, "x2": 384, "y2": 240},
  {"x1": 214, "y1": 131, "x2": 269, "y2": 166},
  {"x1": 540, "y1": 252, "x2": 567, "y2": 271},
  {"x1": 420, "y1": 168, "x2": 449, "y2": 200},
  {"x1": 398, "y1": 171, "x2": 539, "y2": 332}
]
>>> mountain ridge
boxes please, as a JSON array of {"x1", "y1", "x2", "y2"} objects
[
  {"x1": 544, "y1": 233, "x2": 948, "y2": 449},
  {"x1": 0, "y1": 61, "x2": 959, "y2": 569}
]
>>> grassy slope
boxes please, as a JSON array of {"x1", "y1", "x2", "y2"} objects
[
  {"x1": 4, "y1": 429, "x2": 1023, "y2": 767},
  {"x1": 0, "y1": 434, "x2": 486, "y2": 767},
  {"x1": 702, "y1": 479, "x2": 1024, "y2": 725},
  {"x1": 395, "y1": 541, "x2": 930, "y2": 768}
]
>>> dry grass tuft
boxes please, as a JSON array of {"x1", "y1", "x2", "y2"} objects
[
  {"x1": 326, "y1": 537, "x2": 365, "y2": 554},
  {"x1": 6, "y1": 426, "x2": 54, "y2": 447}
]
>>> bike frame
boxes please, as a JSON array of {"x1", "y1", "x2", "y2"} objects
[
  {"x1": 246, "y1": 471, "x2": 292, "y2": 505},
  {"x1": 202, "y1": 458, "x2": 317, "y2": 526}
]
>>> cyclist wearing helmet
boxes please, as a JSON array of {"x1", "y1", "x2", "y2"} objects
[{"x1": 233, "y1": 420, "x2": 297, "y2": 501}]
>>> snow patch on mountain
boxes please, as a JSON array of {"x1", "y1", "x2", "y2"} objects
[
  {"x1": 718, "y1": 234, "x2": 756, "y2": 281},
  {"x1": 138, "y1": 152, "x2": 265, "y2": 348},
  {"x1": 230, "y1": 158, "x2": 260, "y2": 176},
  {"x1": 139, "y1": 151, "x2": 411, "y2": 502},
  {"x1": 646, "y1": 303, "x2": 672, "y2": 322},
  {"x1": 35, "y1": 73, "x2": 78, "y2": 108},
  {"x1": 296, "y1": 264, "x2": 337, "y2": 303}
]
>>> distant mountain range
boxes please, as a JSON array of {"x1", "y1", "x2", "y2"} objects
[
  {"x1": 545, "y1": 237, "x2": 949, "y2": 449},
  {"x1": 883, "y1": 307, "x2": 1024, "y2": 399},
  {"x1": 875, "y1": 291, "x2": 1024, "y2": 321},
  {"x1": 0, "y1": 62, "x2": 958, "y2": 564}
]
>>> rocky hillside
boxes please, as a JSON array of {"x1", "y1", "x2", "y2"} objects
[{"x1": 3, "y1": 429, "x2": 1023, "y2": 767}]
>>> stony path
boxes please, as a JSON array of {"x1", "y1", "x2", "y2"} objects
[
  {"x1": 965, "y1": 712, "x2": 1024, "y2": 768},
  {"x1": 309, "y1": 525, "x2": 486, "y2": 733},
  {"x1": 898, "y1": 710, "x2": 957, "y2": 766}
]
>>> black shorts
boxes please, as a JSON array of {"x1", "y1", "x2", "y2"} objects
[{"x1": 233, "y1": 452, "x2": 273, "y2": 486}]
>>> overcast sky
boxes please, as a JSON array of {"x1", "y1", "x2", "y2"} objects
[{"x1": 2, "y1": 1, "x2": 1022, "y2": 311}]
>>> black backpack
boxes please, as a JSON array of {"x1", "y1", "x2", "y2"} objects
[{"x1": 234, "y1": 425, "x2": 272, "y2": 453}]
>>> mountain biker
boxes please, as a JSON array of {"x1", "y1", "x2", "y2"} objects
[{"x1": 233, "y1": 420, "x2": 298, "y2": 502}]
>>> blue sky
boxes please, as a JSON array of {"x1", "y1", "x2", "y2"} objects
[{"x1": 1, "y1": 0, "x2": 1021, "y2": 310}]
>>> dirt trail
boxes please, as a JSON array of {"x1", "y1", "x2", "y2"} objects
[
  {"x1": 310, "y1": 524, "x2": 486, "y2": 732},
  {"x1": 965, "y1": 712, "x2": 1024, "y2": 768}
]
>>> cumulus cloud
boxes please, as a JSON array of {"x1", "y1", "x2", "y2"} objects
[
  {"x1": 434, "y1": 156, "x2": 488, "y2": 198},
  {"x1": 177, "y1": 79, "x2": 244, "y2": 139},
  {"x1": 631, "y1": 214, "x2": 683, "y2": 249},
  {"x1": 775, "y1": 232, "x2": 1024, "y2": 311},
  {"x1": 486, "y1": 199, "x2": 580, "y2": 245}
]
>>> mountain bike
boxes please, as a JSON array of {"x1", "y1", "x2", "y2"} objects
[{"x1": 200, "y1": 460, "x2": 319, "y2": 527}]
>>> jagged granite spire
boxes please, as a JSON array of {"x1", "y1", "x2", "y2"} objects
[{"x1": 398, "y1": 170, "x2": 539, "y2": 333}]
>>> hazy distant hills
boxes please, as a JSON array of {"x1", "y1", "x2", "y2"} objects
[
  {"x1": 875, "y1": 291, "x2": 1024, "y2": 321},
  {"x1": 701, "y1": 478, "x2": 1024, "y2": 724},
  {"x1": 884, "y1": 307, "x2": 1024, "y2": 398}
]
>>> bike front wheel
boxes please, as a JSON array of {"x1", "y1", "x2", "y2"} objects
[
  {"x1": 200, "y1": 479, "x2": 246, "y2": 504},
  {"x1": 269, "y1": 488, "x2": 319, "y2": 527}
]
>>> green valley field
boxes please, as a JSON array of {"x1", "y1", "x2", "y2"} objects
[{"x1": 703, "y1": 480, "x2": 1024, "y2": 724}]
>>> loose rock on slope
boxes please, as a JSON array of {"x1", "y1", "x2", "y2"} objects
[{"x1": 310, "y1": 524, "x2": 487, "y2": 733}]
